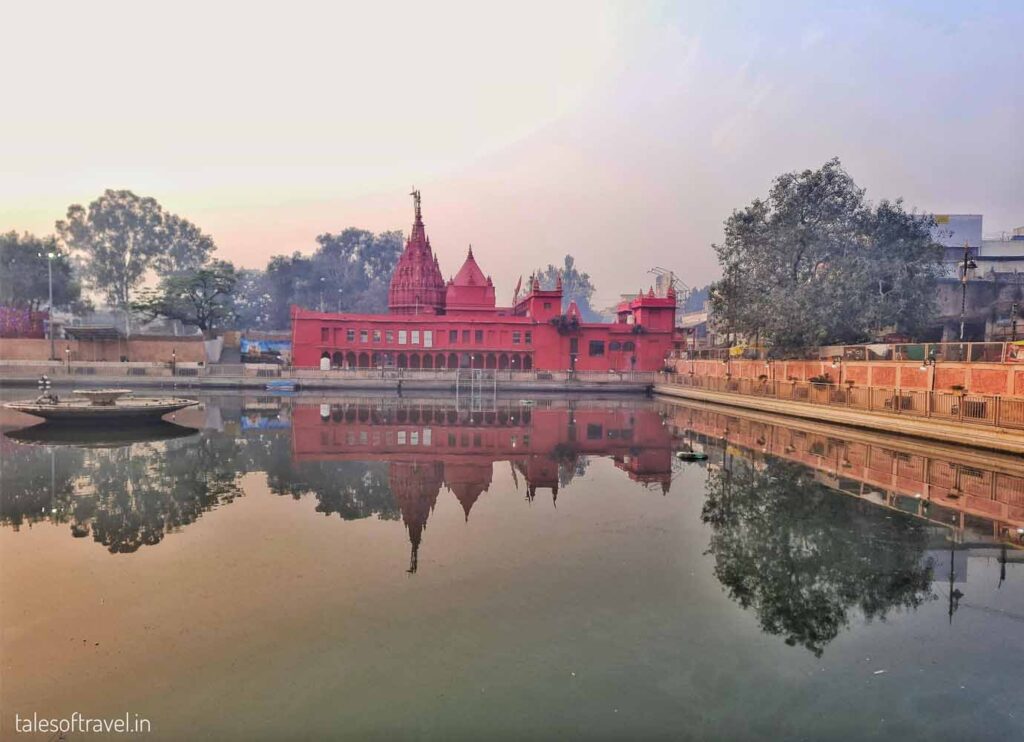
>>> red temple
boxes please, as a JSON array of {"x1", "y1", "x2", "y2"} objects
[{"x1": 291, "y1": 191, "x2": 677, "y2": 372}]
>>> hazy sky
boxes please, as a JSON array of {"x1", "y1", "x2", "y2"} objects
[{"x1": 3, "y1": 0, "x2": 1021, "y2": 307}]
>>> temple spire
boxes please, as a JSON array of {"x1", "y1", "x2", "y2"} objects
[{"x1": 410, "y1": 187, "x2": 422, "y2": 224}]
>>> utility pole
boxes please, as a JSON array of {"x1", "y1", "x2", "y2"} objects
[
  {"x1": 40, "y1": 250, "x2": 56, "y2": 360},
  {"x1": 958, "y1": 241, "x2": 977, "y2": 342}
]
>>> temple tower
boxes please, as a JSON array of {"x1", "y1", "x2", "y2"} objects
[{"x1": 388, "y1": 190, "x2": 447, "y2": 315}]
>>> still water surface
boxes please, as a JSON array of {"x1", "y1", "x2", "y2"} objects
[{"x1": 1, "y1": 393, "x2": 1022, "y2": 740}]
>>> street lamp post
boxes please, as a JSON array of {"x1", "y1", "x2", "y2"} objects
[
  {"x1": 39, "y1": 251, "x2": 56, "y2": 360},
  {"x1": 959, "y1": 241, "x2": 977, "y2": 342}
]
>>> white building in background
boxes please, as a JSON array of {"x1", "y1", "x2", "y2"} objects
[{"x1": 930, "y1": 214, "x2": 1024, "y2": 276}]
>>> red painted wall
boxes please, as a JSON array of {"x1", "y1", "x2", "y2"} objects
[
  {"x1": 673, "y1": 357, "x2": 1024, "y2": 397},
  {"x1": 291, "y1": 307, "x2": 675, "y2": 372}
]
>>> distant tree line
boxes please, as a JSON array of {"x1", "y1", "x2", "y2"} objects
[{"x1": 3, "y1": 189, "x2": 605, "y2": 336}]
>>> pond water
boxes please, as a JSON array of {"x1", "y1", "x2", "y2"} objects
[{"x1": 1, "y1": 392, "x2": 1022, "y2": 741}]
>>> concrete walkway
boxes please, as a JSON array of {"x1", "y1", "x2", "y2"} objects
[
  {"x1": 0, "y1": 373, "x2": 650, "y2": 395},
  {"x1": 655, "y1": 382, "x2": 1024, "y2": 455}
]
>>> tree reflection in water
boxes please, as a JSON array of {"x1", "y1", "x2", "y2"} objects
[
  {"x1": 238, "y1": 432, "x2": 400, "y2": 521},
  {"x1": 0, "y1": 433, "x2": 242, "y2": 553},
  {"x1": 702, "y1": 458, "x2": 935, "y2": 656}
]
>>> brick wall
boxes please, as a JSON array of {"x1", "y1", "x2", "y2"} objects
[
  {"x1": 0, "y1": 337, "x2": 206, "y2": 363},
  {"x1": 673, "y1": 358, "x2": 1024, "y2": 397}
]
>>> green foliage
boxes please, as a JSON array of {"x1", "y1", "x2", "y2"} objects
[
  {"x1": 56, "y1": 189, "x2": 216, "y2": 311},
  {"x1": 0, "y1": 231, "x2": 86, "y2": 311},
  {"x1": 702, "y1": 456, "x2": 934, "y2": 656},
  {"x1": 710, "y1": 158, "x2": 942, "y2": 350},
  {"x1": 133, "y1": 259, "x2": 238, "y2": 333},
  {"x1": 232, "y1": 268, "x2": 276, "y2": 329},
  {"x1": 254, "y1": 228, "x2": 404, "y2": 329},
  {"x1": 535, "y1": 254, "x2": 600, "y2": 321}
]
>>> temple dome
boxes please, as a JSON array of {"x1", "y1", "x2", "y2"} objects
[
  {"x1": 445, "y1": 245, "x2": 496, "y2": 313},
  {"x1": 451, "y1": 246, "x2": 489, "y2": 287}
]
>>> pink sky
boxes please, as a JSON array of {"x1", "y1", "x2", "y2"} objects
[{"x1": 2, "y1": 1, "x2": 1021, "y2": 308}]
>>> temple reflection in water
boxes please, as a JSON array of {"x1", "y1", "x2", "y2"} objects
[{"x1": 291, "y1": 398, "x2": 676, "y2": 571}]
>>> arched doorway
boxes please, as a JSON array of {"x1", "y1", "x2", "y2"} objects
[
  {"x1": 331, "y1": 351, "x2": 343, "y2": 367},
  {"x1": 498, "y1": 353, "x2": 509, "y2": 370},
  {"x1": 523, "y1": 355, "x2": 533, "y2": 370},
  {"x1": 486, "y1": 353, "x2": 497, "y2": 369},
  {"x1": 358, "y1": 352, "x2": 369, "y2": 368},
  {"x1": 460, "y1": 353, "x2": 471, "y2": 369},
  {"x1": 423, "y1": 354, "x2": 433, "y2": 369},
  {"x1": 448, "y1": 353, "x2": 459, "y2": 369},
  {"x1": 436, "y1": 353, "x2": 446, "y2": 369},
  {"x1": 345, "y1": 351, "x2": 357, "y2": 369},
  {"x1": 397, "y1": 353, "x2": 408, "y2": 368},
  {"x1": 409, "y1": 353, "x2": 421, "y2": 369}
]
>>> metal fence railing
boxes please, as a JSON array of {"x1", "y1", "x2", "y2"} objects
[
  {"x1": 659, "y1": 373, "x2": 1024, "y2": 431},
  {"x1": 674, "y1": 341, "x2": 1020, "y2": 364}
]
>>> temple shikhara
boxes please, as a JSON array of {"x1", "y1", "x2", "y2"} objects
[{"x1": 290, "y1": 191, "x2": 677, "y2": 371}]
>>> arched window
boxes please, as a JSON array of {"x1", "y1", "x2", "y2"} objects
[
  {"x1": 623, "y1": 341, "x2": 635, "y2": 352},
  {"x1": 609, "y1": 341, "x2": 622, "y2": 351}
]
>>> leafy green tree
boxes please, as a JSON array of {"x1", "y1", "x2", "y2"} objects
[
  {"x1": 535, "y1": 254, "x2": 599, "y2": 321},
  {"x1": 159, "y1": 212, "x2": 216, "y2": 274},
  {"x1": 709, "y1": 158, "x2": 942, "y2": 351},
  {"x1": 702, "y1": 456, "x2": 934, "y2": 656},
  {"x1": 133, "y1": 259, "x2": 238, "y2": 334},
  {"x1": 0, "y1": 231, "x2": 86, "y2": 311},
  {"x1": 255, "y1": 228, "x2": 404, "y2": 329},
  {"x1": 56, "y1": 189, "x2": 216, "y2": 316},
  {"x1": 232, "y1": 268, "x2": 275, "y2": 329}
]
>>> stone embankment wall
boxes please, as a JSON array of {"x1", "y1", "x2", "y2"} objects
[
  {"x1": 673, "y1": 358, "x2": 1024, "y2": 397},
  {"x1": 0, "y1": 337, "x2": 206, "y2": 363}
]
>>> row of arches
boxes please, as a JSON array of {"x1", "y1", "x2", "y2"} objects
[
  {"x1": 319, "y1": 405, "x2": 534, "y2": 426},
  {"x1": 322, "y1": 350, "x2": 534, "y2": 370}
]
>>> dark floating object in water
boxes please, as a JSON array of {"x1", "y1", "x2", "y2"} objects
[
  {"x1": 5, "y1": 421, "x2": 200, "y2": 448},
  {"x1": 676, "y1": 450, "x2": 708, "y2": 461},
  {"x1": 3, "y1": 388, "x2": 198, "y2": 422}
]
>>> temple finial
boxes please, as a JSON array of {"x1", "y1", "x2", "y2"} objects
[
  {"x1": 468, "y1": 244, "x2": 473, "y2": 258},
  {"x1": 410, "y1": 187, "x2": 422, "y2": 222}
]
